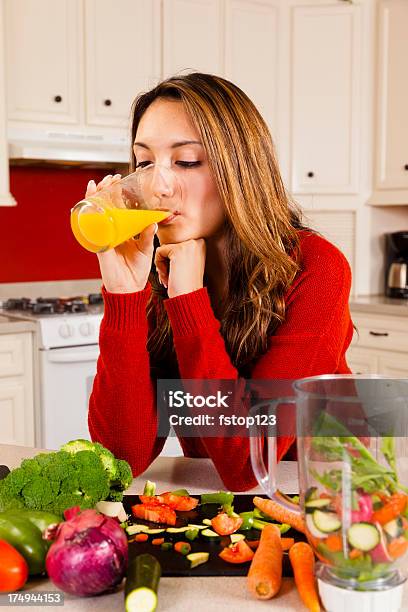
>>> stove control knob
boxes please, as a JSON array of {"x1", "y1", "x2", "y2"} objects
[
  {"x1": 79, "y1": 322, "x2": 94, "y2": 337},
  {"x1": 59, "y1": 323, "x2": 74, "y2": 339}
]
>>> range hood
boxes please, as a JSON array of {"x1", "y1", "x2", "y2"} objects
[{"x1": 8, "y1": 128, "x2": 129, "y2": 164}]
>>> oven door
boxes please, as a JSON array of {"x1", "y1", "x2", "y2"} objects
[{"x1": 39, "y1": 344, "x2": 99, "y2": 450}]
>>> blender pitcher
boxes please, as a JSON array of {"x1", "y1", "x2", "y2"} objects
[
  {"x1": 250, "y1": 375, "x2": 408, "y2": 612},
  {"x1": 70, "y1": 164, "x2": 182, "y2": 253}
]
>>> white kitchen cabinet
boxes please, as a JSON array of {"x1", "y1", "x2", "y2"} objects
[
  {"x1": 289, "y1": 1, "x2": 362, "y2": 196},
  {"x1": 5, "y1": 0, "x2": 81, "y2": 125},
  {"x1": 84, "y1": 0, "x2": 161, "y2": 128},
  {"x1": 224, "y1": 0, "x2": 279, "y2": 135},
  {"x1": 5, "y1": 0, "x2": 160, "y2": 134},
  {"x1": 0, "y1": 332, "x2": 35, "y2": 446},
  {"x1": 369, "y1": 0, "x2": 408, "y2": 205},
  {"x1": 163, "y1": 0, "x2": 223, "y2": 78},
  {"x1": 347, "y1": 311, "x2": 408, "y2": 376}
]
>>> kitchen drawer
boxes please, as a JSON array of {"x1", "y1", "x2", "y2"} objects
[
  {"x1": 351, "y1": 313, "x2": 408, "y2": 353},
  {"x1": 0, "y1": 334, "x2": 26, "y2": 377}
]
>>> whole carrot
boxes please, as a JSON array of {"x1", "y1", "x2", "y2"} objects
[
  {"x1": 289, "y1": 542, "x2": 320, "y2": 612},
  {"x1": 247, "y1": 524, "x2": 282, "y2": 600},
  {"x1": 253, "y1": 496, "x2": 305, "y2": 533}
]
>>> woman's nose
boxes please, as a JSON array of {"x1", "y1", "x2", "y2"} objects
[{"x1": 151, "y1": 166, "x2": 176, "y2": 199}]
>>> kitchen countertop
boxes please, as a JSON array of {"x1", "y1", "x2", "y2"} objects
[
  {"x1": 2, "y1": 445, "x2": 408, "y2": 611},
  {"x1": 350, "y1": 295, "x2": 408, "y2": 317},
  {"x1": 0, "y1": 314, "x2": 37, "y2": 334},
  {"x1": 0, "y1": 445, "x2": 300, "y2": 612}
]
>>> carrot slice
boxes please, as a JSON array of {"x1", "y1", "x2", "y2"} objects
[
  {"x1": 247, "y1": 524, "x2": 282, "y2": 600},
  {"x1": 253, "y1": 496, "x2": 305, "y2": 533},
  {"x1": 387, "y1": 537, "x2": 408, "y2": 559},
  {"x1": 349, "y1": 548, "x2": 363, "y2": 560},
  {"x1": 325, "y1": 534, "x2": 342, "y2": 552},
  {"x1": 289, "y1": 542, "x2": 321, "y2": 612},
  {"x1": 372, "y1": 493, "x2": 408, "y2": 525},
  {"x1": 151, "y1": 538, "x2": 165, "y2": 546},
  {"x1": 135, "y1": 533, "x2": 149, "y2": 542}
]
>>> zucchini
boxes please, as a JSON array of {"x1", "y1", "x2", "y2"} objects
[
  {"x1": 383, "y1": 518, "x2": 404, "y2": 539},
  {"x1": 126, "y1": 524, "x2": 150, "y2": 536},
  {"x1": 305, "y1": 513, "x2": 327, "y2": 539},
  {"x1": 187, "y1": 552, "x2": 209, "y2": 568},
  {"x1": 305, "y1": 498, "x2": 331, "y2": 511},
  {"x1": 185, "y1": 528, "x2": 199, "y2": 541},
  {"x1": 312, "y1": 510, "x2": 341, "y2": 533},
  {"x1": 145, "y1": 529, "x2": 165, "y2": 535},
  {"x1": 187, "y1": 524, "x2": 207, "y2": 530},
  {"x1": 166, "y1": 527, "x2": 190, "y2": 534},
  {"x1": 230, "y1": 533, "x2": 245, "y2": 544},
  {"x1": 125, "y1": 553, "x2": 161, "y2": 612},
  {"x1": 202, "y1": 519, "x2": 212, "y2": 526},
  {"x1": 347, "y1": 523, "x2": 380, "y2": 552},
  {"x1": 201, "y1": 528, "x2": 220, "y2": 539}
]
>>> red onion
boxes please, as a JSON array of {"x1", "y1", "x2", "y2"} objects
[{"x1": 46, "y1": 508, "x2": 128, "y2": 597}]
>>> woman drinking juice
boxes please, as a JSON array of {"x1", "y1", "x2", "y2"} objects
[{"x1": 87, "y1": 73, "x2": 353, "y2": 489}]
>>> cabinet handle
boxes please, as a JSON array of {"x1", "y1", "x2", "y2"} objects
[
  {"x1": 404, "y1": 164, "x2": 408, "y2": 171},
  {"x1": 307, "y1": 171, "x2": 314, "y2": 178},
  {"x1": 369, "y1": 331, "x2": 389, "y2": 337},
  {"x1": 104, "y1": 99, "x2": 112, "y2": 106},
  {"x1": 54, "y1": 95, "x2": 62, "y2": 103}
]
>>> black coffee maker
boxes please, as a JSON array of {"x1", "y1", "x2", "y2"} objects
[{"x1": 385, "y1": 231, "x2": 408, "y2": 299}]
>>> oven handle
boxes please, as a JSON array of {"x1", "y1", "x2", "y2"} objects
[{"x1": 47, "y1": 349, "x2": 100, "y2": 363}]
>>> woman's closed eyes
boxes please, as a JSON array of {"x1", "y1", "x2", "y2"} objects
[{"x1": 135, "y1": 160, "x2": 202, "y2": 169}]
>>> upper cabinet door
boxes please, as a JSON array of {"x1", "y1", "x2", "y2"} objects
[
  {"x1": 163, "y1": 0, "x2": 223, "y2": 78},
  {"x1": 290, "y1": 3, "x2": 362, "y2": 195},
  {"x1": 372, "y1": 0, "x2": 408, "y2": 202},
  {"x1": 84, "y1": 0, "x2": 161, "y2": 129},
  {"x1": 5, "y1": 0, "x2": 81, "y2": 125},
  {"x1": 225, "y1": 0, "x2": 279, "y2": 137}
]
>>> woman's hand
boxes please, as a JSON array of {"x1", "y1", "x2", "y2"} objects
[
  {"x1": 154, "y1": 239, "x2": 206, "y2": 298},
  {"x1": 87, "y1": 175, "x2": 157, "y2": 294}
]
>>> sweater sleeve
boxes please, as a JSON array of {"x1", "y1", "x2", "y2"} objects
[
  {"x1": 88, "y1": 284, "x2": 165, "y2": 475},
  {"x1": 164, "y1": 234, "x2": 353, "y2": 491}
]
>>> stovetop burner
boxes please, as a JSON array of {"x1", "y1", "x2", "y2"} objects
[{"x1": 2, "y1": 294, "x2": 102, "y2": 315}]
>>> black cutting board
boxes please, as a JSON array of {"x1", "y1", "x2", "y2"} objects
[{"x1": 122, "y1": 494, "x2": 306, "y2": 577}]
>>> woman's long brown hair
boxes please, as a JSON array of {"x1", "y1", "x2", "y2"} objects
[{"x1": 129, "y1": 73, "x2": 305, "y2": 375}]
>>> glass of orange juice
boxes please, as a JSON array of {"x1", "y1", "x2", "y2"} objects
[{"x1": 70, "y1": 165, "x2": 181, "y2": 253}]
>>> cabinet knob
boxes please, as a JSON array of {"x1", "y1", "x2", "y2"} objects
[
  {"x1": 54, "y1": 95, "x2": 62, "y2": 103},
  {"x1": 104, "y1": 99, "x2": 112, "y2": 107},
  {"x1": 404, "y1": 164, "x2": 408, "y2": 171},
  {"x1": 307, "y1": 171, "x2": 314, "y2": 178},
  {"x1": 369, "y1": 331, "x2": 389, "y2": 337}
]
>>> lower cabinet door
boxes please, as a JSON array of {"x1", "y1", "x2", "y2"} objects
[
  {"x1": 346, "y1": 347, "x2": 379, "y2": 375},
  {"x1": 378, "y1": 353, "x2": 408, "y2": 378},
  {"x1": 0, "y1": 380, "x2": 34, "y2": 445}
]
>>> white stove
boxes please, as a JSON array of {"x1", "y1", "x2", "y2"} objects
[{"x1": 1, "y1": 295, "x2": 104, "y2": 449}]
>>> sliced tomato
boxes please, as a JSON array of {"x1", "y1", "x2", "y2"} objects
[
  {"x1": 131, "y1": 503, "x2": 177, "y2": 526},
  {"x1": 139, "y1": 494, "x2": 165, "y2": 505},
  {"x1": 211, "y1": 512, "x2": 243, "y2": 536},
  {"x1": 161, "y1": 492, "x2": 199, "y2": 511},
  {"x1": 219, "y1": 539, "x2": 254, "y2": 564}
]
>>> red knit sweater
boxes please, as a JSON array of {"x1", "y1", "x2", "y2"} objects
[{"x1": 88, "y1": 231, "x2": 353, "y2": 490}]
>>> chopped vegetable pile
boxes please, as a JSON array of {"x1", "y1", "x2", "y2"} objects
[
  {"x1": 305, "y1": 414, "x2": 408, "y2": 584},
  {"x1": 0, "y1": 439, "x2": 132, "y2": 516}
]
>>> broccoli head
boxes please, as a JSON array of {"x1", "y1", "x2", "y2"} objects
[
  {"x1": 0, "y1": 440, "x2": 133, "y2": 516},
  {"x1": 61, "y1": 439, "x2": 95, "y2": 454}
]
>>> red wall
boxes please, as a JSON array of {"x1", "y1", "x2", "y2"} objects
[{"x1": 0, "y1": 166, "x2": 110, "y2": 282}]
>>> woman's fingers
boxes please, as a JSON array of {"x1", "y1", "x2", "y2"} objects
[
  {"x1": 154, "y1": 244, "x2": 173, "y2": 287},
  {"x1": 137, "y1": 223, "x2": 158, "y2": 256},
  {"x1": 85, "y1": 180, "x2": 97, "y2": 198}
]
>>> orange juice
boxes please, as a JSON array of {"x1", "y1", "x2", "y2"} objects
[{"x1": 71, "y1": 206, "x2": 170, "y2": 253}]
